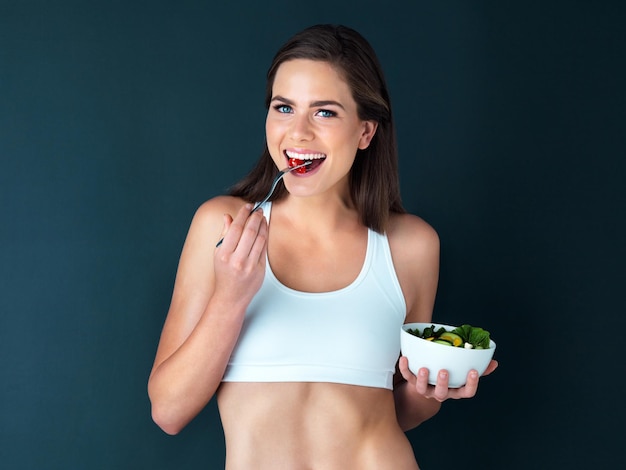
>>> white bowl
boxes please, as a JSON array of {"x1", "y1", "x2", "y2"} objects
[{"x1": 400, "y1": 322, "x2": 496, "y2": 388}]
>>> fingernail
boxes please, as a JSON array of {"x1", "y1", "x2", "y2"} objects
[
  {"x1": 419, "y1": 369, "x2": 428, "y2": 377},
  {"x1": 439, "y1": 371, "x2": 448, "y2": 379},
  {"x1": 470, "y1": 371, "x2": 478, "y2": 379},
  {"x1": 245, "y1": 203, "x2": 253, "y2": 210}
]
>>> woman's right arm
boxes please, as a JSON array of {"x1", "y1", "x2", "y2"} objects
[{"x1": 147, "y1": 198, "x2": 267, "y2": 435}]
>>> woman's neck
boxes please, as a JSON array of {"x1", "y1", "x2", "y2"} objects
[{"x1": 271, "y1": 193, "x2": 361, "y2": 236}]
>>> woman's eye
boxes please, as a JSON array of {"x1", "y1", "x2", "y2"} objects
[
  {"x1": 316, "y1": 109, "x2": 336, "y2": 118},
  {"x1": 274, "y1": 104, "x2": 292, "y2": 113}
]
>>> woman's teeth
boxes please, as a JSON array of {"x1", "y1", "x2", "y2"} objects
[
  {"x1": 285, "y1": 151, "x2": 326, "y2": 160},
  {"x1": 286, "y1": 152, "x2": 326, "y2": 173}
]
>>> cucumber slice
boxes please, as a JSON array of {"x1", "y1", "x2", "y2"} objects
[{"x1": 440, "y1": 332, "x2": 463, "y2": 347}]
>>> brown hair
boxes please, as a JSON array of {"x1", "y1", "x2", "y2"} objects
[{"x1": 229, "y1": 24, "x2": 405, "y2": 232}]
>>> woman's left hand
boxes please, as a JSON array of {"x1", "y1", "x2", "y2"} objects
[{"x1": 398, "y1": 357, "x2": 499, "y2": 402}]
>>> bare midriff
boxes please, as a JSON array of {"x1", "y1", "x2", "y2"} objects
[{"x1": 217, "y1": 382, "x2": 419, "y2": 470}]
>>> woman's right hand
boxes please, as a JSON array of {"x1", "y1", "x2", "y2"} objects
[
  {"x1": 148, "y1": 200, "x2": 268, "y2": 434},
  {"x1": 213, "y1": 203, "x2": 268, "y2": 309}
]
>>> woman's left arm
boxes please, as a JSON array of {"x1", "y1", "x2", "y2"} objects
[{"x1": 388, "y1": 214, "x2": 497, "y2": 432}]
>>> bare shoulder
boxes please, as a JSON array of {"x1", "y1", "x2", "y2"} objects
[
  {"x1": 190, "y1": 195, "x2": 248, "y2": 245},
  {"x1": 387, "y1": 213, "x2": 440, "y2": 322},
  {"x1": 173, "y1": 195, "x2": 248, "y2": 287},
  {"x1": 387, "y1": 212, "x2": 440, "y2": 260},
  {"x1": 197, "y1": 194, "x2": 248, "y2": 214}
]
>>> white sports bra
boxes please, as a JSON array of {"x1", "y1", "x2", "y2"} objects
[{"x1": 221, "y1": 203, "x2": 407, "y2": 390}]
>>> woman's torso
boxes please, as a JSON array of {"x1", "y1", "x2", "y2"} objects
[{"x1": 216, "y1": 200, "x2": 419, "y2": 469}]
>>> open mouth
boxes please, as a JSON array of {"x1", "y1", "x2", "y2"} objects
[{"x1": 285, "y1": 150, "x2": 326, "y2": 174}]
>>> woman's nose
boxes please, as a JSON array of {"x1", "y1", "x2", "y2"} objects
[{"x1": 288, "y1": 114, "x2": 314, "y2": 141}]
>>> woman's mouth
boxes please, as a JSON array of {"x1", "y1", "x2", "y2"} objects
[{"x1": 285, "y1": 150, "x2": 326, "y2": 174}]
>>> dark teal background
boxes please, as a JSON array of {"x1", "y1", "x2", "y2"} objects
[{"x1": 1, "y1": 1, "x2": 624, "y2": 468}]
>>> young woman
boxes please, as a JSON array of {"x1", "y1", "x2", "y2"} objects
[{"x1": 148, "y1": 24, "x2": 497, "y2": 469}]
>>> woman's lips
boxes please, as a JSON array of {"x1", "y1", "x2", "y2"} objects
[{"x1": 285, "y1": 150, "x2": 326, "y2": 173}]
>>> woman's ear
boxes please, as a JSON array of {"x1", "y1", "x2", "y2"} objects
[{"x1": 358, "y1": 121, "x2": 378, "y2": 150}]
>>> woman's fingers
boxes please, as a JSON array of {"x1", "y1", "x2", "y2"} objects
[
  {"x1": 457, "y1": 370, "x2": 479, "y2": 398},
  {"x1": 234, "y1": 209, "x2": 266, "y2": 259},
  {"x1": 483, "y1": 359, "x2": 499, "y2": 376},
  {"x1": 219, "y1": 204, "x2": 268, "y2": 261},
  {"x1": 215, "y1": 204, "x2": 267, "y2": 282},
  {"x1": 248, "y1": 215, "x2": 268, "y2": 265},
  {"x1": 218, "y1": 204, "x2": 254, "y2": 252},
  {"x1": 213, "y1": 205, "x2": 267, "y2": 303},
  {"x1": 430, "y1": 370, "x2": 450, "y2": 401},
  {"x1": 220, "y1": 213, "x2": 233, "y2": 239},
  {"x1": 414, "y1": 368, "x2": 430, "y2": 396},
  {"x1": 401, "y1": 355, "x2": 494, "y2": 401},
  {"x1": 398, "y1": 357, "x2": 417, "y2": 384}
]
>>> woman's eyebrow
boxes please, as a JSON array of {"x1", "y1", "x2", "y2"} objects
[
  {"x1": 311, "y1": 100, "x2": 345, "y2": 110},
  {"x1": 270, "y1": 95, "x2": 293, "y2": 104},
  {"x1": 271, "y1": 95, "x2": 345, "y2": 110}
]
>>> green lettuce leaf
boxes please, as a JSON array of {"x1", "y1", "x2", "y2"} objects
[{"x1": 469, "y1": 327, "x2": 491, "y2": 349}]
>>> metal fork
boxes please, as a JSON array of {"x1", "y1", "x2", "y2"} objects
[{"x1": 215, "y1": 160, "x2": 311, "y2": 247}]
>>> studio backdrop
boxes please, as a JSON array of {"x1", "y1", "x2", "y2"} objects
[{"x1": 1, "y1": 1, "x2": 624, "y2": 468}]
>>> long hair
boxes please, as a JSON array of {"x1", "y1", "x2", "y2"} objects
[{"x1": 229, "y1": 24, "x2": 405, "y2": 232}]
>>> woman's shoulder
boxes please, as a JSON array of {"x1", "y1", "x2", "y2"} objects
[
  {"x1": 195, "y1": 195, "x2": 249, "y2": 219},
  {"x1": 387, "y1": 212, "x2": 439, "y2": 253},
  {"x1": 386, "y1": 212, "x2": 440, "y2": 279},
  {"x1": 188, "y1": 195, "x2": 249, "y2": 244}
]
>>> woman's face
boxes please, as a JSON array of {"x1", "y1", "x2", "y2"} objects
[{"x1": 265, "y1": 59, "x2": 377, "y2": 200}]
